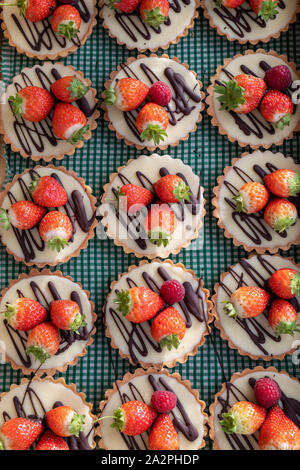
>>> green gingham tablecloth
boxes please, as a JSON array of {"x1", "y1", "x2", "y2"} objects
[{"x1": 0, "y1": 5, "x2": 299, "y2": 451}]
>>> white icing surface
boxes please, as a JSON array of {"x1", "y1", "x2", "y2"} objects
[
  {"x1": 216, "y1": 254, "x2": 300, "y2": 358},
  {"x1": 100, "y1": 154, "x2": 204, "y2": 257},
  {"x1": 0, "y1": 167, "x2": 94, "y2": 264},
  {"x1": 102, "y1": 0, "x2": 196, "y2": 50},
  {"x1": 204, "y1": 0, "x2": 297, "y2": 42},
  {"x1": 100, "y1": 372, "x2": 206, "y2": 450},
  {"x1": 218, "y1": 150, "x2": 300, "y2": 250},
  {"x1": 213, "y1": 370, "x2": 300, "y2": 450},
  {"x1": 105, "y1": 261, "x2": 209, "y2": 365},
  {"x1": 0, "y1": 63, "x2": 97, "y2": 158},
  {"x1": 0, "y1": 379, "x2": 94, "y2": 447},
  {"x1": 106, "y1": 57, "x2": 203, "y2": 147},
  {"x1": 212, "y1": 53, "x2": 300, "y2": 147},
  {"x1": 2, "y1": 0, "x2": 95, "y2": 57},
  {"x1": 0, "y1": 273, "x2": 94, "y2": 371}
]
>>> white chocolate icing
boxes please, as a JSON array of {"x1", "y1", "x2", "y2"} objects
[
  {"x1": 99, "y1": 372, "x2": 206, "y2": 450},
  {"x1": 0, "y1": 63, "x2": 97, "y2": 158},
  {"x1": 217, "y1": 150, "x2": 300, "y2": 250},
  {"x1": 105, "y1": 261, "x2": 209, "y2": 366},
  {"x1": 0, "y1": 167, "x2": 95, "y2": 265},
  {"x1": 212, "y1": 52, "x2": 300, "y2": 147},
  {"x1": 216, "y1": 254, "x2": 300, "y2": 358},
  {"x1": 204, "y1": 0, "x2": 297, "y2": 42},
  {"x1": 100, "y1": 154, "x2": 204, "y2": 258},
  {"x1": 0, "y1": 273, "x2": 94, "y2": 371},
  {"x1": 213, "y1": 369, "x2": 300, "y2": 450},
  {"x1": 106, "y1": 57, "x2": 203, "y2": 147}
]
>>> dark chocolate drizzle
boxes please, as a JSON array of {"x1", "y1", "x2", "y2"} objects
[
  {"x1": 107, "y1": 264, "x2": 207, "y2": 365},
  {"x1": 4, "y1": 168, "x2": 95, "y2": 262},
  {"x1": 219, "y1": 254, "x2": 300, "y2": 356}
]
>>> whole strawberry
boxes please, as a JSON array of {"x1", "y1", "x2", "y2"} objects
[
  {"x1": 30, "y1": 175, "x2": 68, "y2": 208},
  {"x1": 269, "y1": 268, "x2": 300, "y2": 299},
  {"x1": 264, "y1": 198, "x2": 297, "y2": 233},
  {"x1": 52, "y1": 103, "x2": 89, "y2": 144},
  {"x1": 51, "y1": 76, "x2": 88, "y2": 103},
  {"x1": 140, "y1": 0, "x2": 169, "y2": 28},
  {"x1": 51, "y1": 5, "x2": 81, "y2": 40},
  {"x1": 264, "y1": 169, "x2": 300, "y2": 198},
  {"x1": 214, "y1": 74, "x2": 267, "y2": 114},
  {"x1": 254, "y1": 377, "x2": 281, "y2": 408},
  {"x1": 260, "y1": 90, "x2": 293, "y2": 129},
  {"x1": 1, "y1": 297, "x2": 47, "y2": 332},
  {"x1": 151, "y1": 390, "x2": 177, "y2": 413},
  {"x1": 39, "y1": 210, "x2": 73, "y2": 252},
  {"x1": 148, "y1": 414, "x2": 179, "y2": 450},
  {"x1": 9, "y1": 0, "x2": 57, "y2": 22},
  {"x1": 8, "y1": 86, "x2": 54, "y2": 122},
  {"x1": 216, "y1": 0, "x2": 245, "y2": 6},
  {"x1": 264, "y1": 65, "x2": 292, "y2": 91},
  {"x1": 268, "y1": 299, "x2": 300, "y2": 337},
  {"x1": 109, "y1": 0, "x2": 141, "y2": 13},
  {"x1": 26, "y1": 321, "x2": 60, "y2": 363},
  {"x1": 223, "y1": 286, "x2": 270, "y2": 319},
  {"x1": 233, "y1": 181, "x2": 269, "y2": 214},
  {"x1": 105, "y1": 78, "x2": 149, "y2": 112},
  {"x1": 46, "y1": 406, "x2": 85, "y2": 437},
  {"x1": 36, "y1": 430, "x2": 69, "y2": 450},
  {"x1": 116, "y1": 184, "x2": 153, "y2": 214},
  {"x1": 259, "y1": 405, "x2": 300, "y2": 450},
  {"x1": 0, "y1": 418, "x2": 44, "y2": 450},
  {"x1": 0, "y1": 201, "x2": 46, "y2": 231},
  {"x1": 136, "y1": 102, "x2": 169, "y2": 145},
  {"x1": 153, "y1": 174, "x2": 191, "y2": 203},
  {"x1": 50, "y1": 299, "x2": 86, "y2": 333},
  {"x1": 144, "y1": 202, "x2": 177, "y2": 247},
  {"x1": 220, "y1": 401, "x2": 266, "y2": 435},
  {"x1": 150, "y1": 306, "x2": 186, "y2": 350},
  {"x1": 114, "y1": 286, "x2": 164, "y2": 323},
  {"x1": 149, "y1": 81, "x2": 172, "y2": 107},
  {"x1": 111, "y1": 400, "x2": 157, "y2": 436},
  {"x1": 250, "y1": 0, "x2": 278, "y2": 22}
]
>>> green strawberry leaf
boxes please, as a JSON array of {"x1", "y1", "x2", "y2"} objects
[
  {"x1": 114, "y1": 290, "x2": 131, "y2": 316},
  {"x1": 8, "y1": 94, "x2": 23, "y2": 119},
  {"x1": 214, "y1": 80, "x2": 245, "y2": 112},
  {"x1": 1, "y1": 303, "x2": 16, "y2": 323},
  {"x1": 57, "y1": 21, "x2": 79, "y2": 41},
  {"x1": 67, "y1": 78, "x2": 89, "y2": 100},
  {"x1": 220, "y1": 411, "x2": 237, "y2": 434},
  {"x1": 275, "y1": 113, "x2": 292, "y2": 130},
  {"x1": 0, "y1": 208, "x2": 10, "y2": 231},
  {"x1": 173, "y1": 181, "x2": 192, "y2": 203},
  {"x1": 289, "y1": 173, "x2": 300, "y2": 197},
  {"x1": 68, "y1": 124, "x2": 89, "y2": 145},
  {"x1": 233, "y1": 194, "x2": 247, "y2": 213},
  {"x1": 69, "y1": 413, "x2": 85, "y2": 437},
  {"x1": 160, "y1": 334, "x2": 181, "y2": 351},
  {"x1": 48, "y1": 237, "x2": 69, "y2": 253},
  {"x1": 115, "y1": 187, "x2": 125, "y2": 211},
  {"x1": 148, "y1": 229, "x2": 171, "y2": 247},
  {"x1": 258, "y1": 0, "x2": 279, "y2": 22},
  {"x1": 69, "y1": 314, "x2": 86, "y2": 333},
  {"x1": 275, "y1": 320, "x2": 300, "y2": 337},
  {"x1": 26, "y1": 346, "x2": 50, "y2": 364},
  {"x1": 142, "y1": 7, "x2": 168, "y2": 28},
  {"x1": 222, "y1": 301, "x2": 237, "y2": 320},
  {"x1": 291, "y1": 272, "x2": 300, "y2": 296},
  {"x1": 16, "y1": 0, "x2": 27, "y2": 16},
  {"x1": 104, "y1": 88, "x2": 117, "y2": 106},
  {"x1": 273, "y1": 216, "x2": 296, "y2": 233},
  {"x1": 29, "y1": 176, "x2": 39, "y2": 194},
  {"x1": 111, "y1": 407, "x2": 125, "y2": 432},
  {"x1": 140, "y1": 124, "x2": 168, "y2": 145}
]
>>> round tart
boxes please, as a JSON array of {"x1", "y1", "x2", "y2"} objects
[
  {"x1": 209, "y1": 366, "x2": 300, "y2": 450},
  {"x1": 0, "y1": 0, "x2": 97, "y2": 60},
  {"x1": 212, "y1": 253, "x2": 300, "y2": 361},
  {"x1": 98, "y1": 368, "x2": 207, "y2": 450},
  {"x1": 102, "y1": 54, "x2": 204, "y2": 150},
  {"x1": 104, "y1": 259, "x2": 213, "y2": 369},
  {"x1": 206, "y1": 50, "x2": 300, "y2": 149},
  {"x1": 0, "y1": 165, "x2": 97, "y2": 267},
  {"x1": 100, "y1": 0, "x2": 199, "y2": 51},
  {"x1": 200, "y1": 0, "x2": 300, "y2": 44},
  {"x1": 0, "y1": 62, "x2": 99, "y2": 161},
  {"x1": 212, "y1": 150, "x2": 300, "y2": 253},
  {"x1": 0, "y1": 376, "x2": 96, "y2": 449},
  {"x1": 100, "y1": 153, "x2": 205, "y2": 258},
  {"x1": 0, "y1": 269, "x2": 97, "y2": 376}
]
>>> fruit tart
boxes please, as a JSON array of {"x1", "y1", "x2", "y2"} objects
[
  {"x1": 209, "y1": 366, "x2": 300, "y2": 450},
  {"x1": 101, "y1": 0, "x2": 199, "y2": 52},
  {"x1": 200, "y1": 0, "x2": 300, "y2": 45},
  {"x1": 0, "y1": 0, "x2": 97, "y2": 60},
  {"x1": 212, "y1": 253, "x2": 300, "y2": 360},
  {"x1": 212, "y1": 150, "x2": 300, "y2": 253},
  {"x1": 0, "y1": 165, "x2": 97, "y2": 266},
  {"x1": 0, "y1": 376, "x2": 96, "y2": 450},
  {"x1": 206, "y1": 49, "x2": 300, "y2": 148},
  {"x1": 100, "y1": 153, "x2": 205, "y2": 258},
  {"x1": 0, "y1": 62, "x2": 99, "y2": 161},
  {"x1": 98, "y1": 368, "x2": 207, "y2": 450},
  {"x1": 104, "y1": 259, "x2": 213, "y2": 369},
  {"x1": 102, "y1": 54, "x2": 204, "y2": 150}
]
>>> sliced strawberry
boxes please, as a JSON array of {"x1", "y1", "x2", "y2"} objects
[
  {"x1": 116, "y1": 184, "x2": 154, "y2": 214},
  {"x1": 220, "y1": 401, "x2": 266, "y2": 435},
  {"x1": 0, "y1": 297, "x2": 47, "y2": 332},
  {"x1": 26, "y1": 321, "x2": 60, "y2": 363},
  {"x1": 223, "y1": 285, "x2": 270, "y2": 319},
  {"x1": 39, "y1": 211, "x2": 73, "y2": 252},
  {"x1": 148, "y1": 414, "x2": 179, "y2": 450},
  {"x1": 110, "y1": 401, "x2": 157, "y2": 436},
  {"x1": 0, "y1": 418, "x2": 44, "y2": 450},
  {"x1": 264, "y1": 169, "x2": 300, "y2": 198},
  {"x1": 36, "y1": 430, "x2": 69, "y2": 450},
  {"x1": 136, "y1": 102, "x2": 169, "y2": 145},
  {"x1": 150, "y1": 306, "x2": 186, "y2": 350},
  {"x1": 114, "y1": 286, "x2": 164, "y2": 323},
  {"x1": 30, "y1": 175, "x2": 68, "y2": 208},
  {"x1": 260, "y1": 90, "x2": 293, "y2": 129},
  {"x1": 52, "y1": 103, "x2": 89, "y2": 144},
  {"x1": 8, "y1": 86, "x2": 54, "y2": 122},
  {"x1": 233, "y1": 181, "x2": 269, "y2": 214},
  {"x1": 105, "y1": 78, "x2": 149, "y2": 112},
  {"x1": 143, "y1": 202, "x2": 176, "y2": 247},
  {"x1": 46, "y1": 406, "x2": 85, "y2": 437},
  {"x1": 50, "y1": 299, "x2": 86, "y2": 333},
  {"x1": 0, "y1": 200, "x2": 46, "y2": 231},
  {"x1": 153, "y1": 174, "x2": 191, "y2": 203},
  {"x1": 140, "y1": 0, "x2": 169, "y2": 28},
  {"x1": 50, "y1": 76, "x2": 88, "y2": 103},
  {"x1": 264, "y1": 198, "x2": 297, "y2": 233},
  {"x1": 51, "y1": 5, "x2": 81, "y2": 40},
  {"x1": 259, "y1": 405, "x2": 300, "y2": 450}
]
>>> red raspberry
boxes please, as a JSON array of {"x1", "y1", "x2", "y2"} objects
[
  {"x1": 151, "y1": 390, "x2": 177, "y2": 413},
  {"x1": 265, "y1": 65, "x2": 292, "y2": 91},
  {"x1": 149, "y1": 81, "x2": 172, "y2": 106},
  {"x1": 254, "y1": 377, "x2": 281, "y2": 408},
  {"x1": 160, "y1": 280, "x2": 185, "y2": 305}
]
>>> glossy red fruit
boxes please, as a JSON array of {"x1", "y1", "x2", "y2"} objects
[
  {"x1": 151, "y1": 390, "x2": 177, "y2": 413},
  {"x1": 254, "y1": 377, "x2": 281, "y2": 408},
  {"x1": 160, "y1": 279, "x2": 185, "y2": 305},
  {"x1": 30, "y1": 175, "x2": 68, "y2": 208}
]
